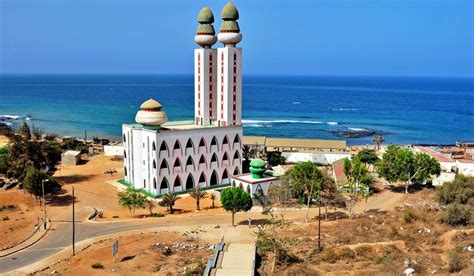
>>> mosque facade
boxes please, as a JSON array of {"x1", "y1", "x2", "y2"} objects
[{"x1": 122, "y1": 3, "x2": 243, "y2": 196}]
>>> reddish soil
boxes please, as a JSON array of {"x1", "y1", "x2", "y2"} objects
[
  {"x1": 38, "y1": 231, "x2": 213, "y2": 275},
  {"x1": 256, "y1": 189, "x2": 474, "y2": 275},
  {"x1": 0, "y1": 189, "x2": 43, "y2": 249}
]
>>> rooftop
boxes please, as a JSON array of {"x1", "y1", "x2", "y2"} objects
[
  {"x1": 243, "y1": 136, "x2": 347, "y2": 150},
  {"x1": 232, "y1": 171, "x2": 281, "y2": 184},
  {"x1": 125, "y1": 120, "x2": 240, "y2": 132}
]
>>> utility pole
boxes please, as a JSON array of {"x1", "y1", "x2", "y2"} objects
[
  {"x1": 317, "y1": 195, "x2": 321, "y2": 252},
  {"x1": 72, "y1": 186, "x2": 76, "y2": 255},
  {"x1": 41, "y1": 179, "x2": 47, "y2": 219}
]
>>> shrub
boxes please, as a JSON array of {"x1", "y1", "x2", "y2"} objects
[
  {"x1": 91, "y1": 263, "x2": 104, "y2": 269},
  {"x1": 440, "y1": 204, "x2": 471, "y2": 225},
  {"x1": 2, "y1": 216, "x2": 9, "y2": 221},
  {"x1": 436, "y1": 175, "x2": 474, "y2": 205},
  {"x1": 320, "y1": 248, "x2": 339, "y2": 263},
  {"x1": 152, "y1": 212, "x2": 165, "y2": 217},
  {"x1": 448, "y1": 251, "x2": 464, "y2": 273},
  {"x1": 402, "y1": 209, "x2": 417, "y2": 223}
]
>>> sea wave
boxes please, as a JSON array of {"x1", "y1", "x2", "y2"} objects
[
  {"x1": 348, "y1": 127, "x2": 368, "y2": 132},
  {"x1": 330, "y1": 108, "x2": 360, "y2": 111},
  {"x1": 0, "y1": 114, "x2": 21, "y2": 120},
  {"x1": 327, "y1": 121, "x2": 338, "y2": 125},
  {"x1": 242, "y1": 119, "x2": 324, "y2": 125}
]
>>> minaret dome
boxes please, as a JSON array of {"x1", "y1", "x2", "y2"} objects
[
  {"x1": 195, "y1": 7, "x2": 217, "y2": 48},
  {"x1": 218, "y1": 2, "x2": 242, "y2": 46},
  {"x1": 135, "y1": 99, "x2": 168, "y2": 127}
]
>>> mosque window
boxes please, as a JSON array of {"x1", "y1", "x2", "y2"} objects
[
  {"x1": 174, "y1": 158, "x2": 182, "y2": 169},
  {"x1": 233, "y1": 167, "x2": 240, "y2": 176},
  {"x1": 160, "y1": 160, "x2": 169, "y2": 171},
  {"x1": 223, "y1": 135, "x2": 229, "y2": 147},
  {"x1": 199, "y1": 172, "x2": 206, "y2": 184},
  {"x1": 211, "y1": 153, "x2": 218, "y2": 163},
  {"x1": 123, "y1": 134, "x2": 126, "y2": 143},
  {"x1": 152, "y1": 142, "x2": 156, "y2": 151},
  {"x1": 124, "y1": 166, "x2": 127, "y2": 176},
  {"x1": 153, "y1": 178, "x2": 157, "y2": 189},
  {"x1": 160, "y1": 177, "x2": 169, "y2": 190},
  {"x1": 153, "y1": 160, "x2": 156, "y2": 169},
  {"x1": 174, "y1": 176, "x2": 182, "y2": 187},
  {"x1": 233, "y1": 151, "x2": 240, "y2": 161},
  {"x1": 234, "y1": 134, "x2": 241, "y2": 145},
  {"x1": 144, "y1": 179, "x2": 146, "y2": 188},
  {"x1": 210, "y1": 136, "x2": 219, "y2": 151},
  {"x1": 199, "y1": 154, "x2": 206, "y2": 164},
  {"x1": 186, "y1": 138, "x2": 195, "y2": 154},
  {"x1": 186, "y1": 156, "x2": 194, "y2": 167}
]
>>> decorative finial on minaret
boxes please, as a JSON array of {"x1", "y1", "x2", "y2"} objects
[
  {"x1": 195, "y1": 7, "x2": 217, "y2": 48},
  {"x1": 218, "y1": 2, "x2": 242, "y2": 46}
]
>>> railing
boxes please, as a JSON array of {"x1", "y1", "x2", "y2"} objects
[{"x1": 203, "y1": 236, "x2": 225, "y2": 276}]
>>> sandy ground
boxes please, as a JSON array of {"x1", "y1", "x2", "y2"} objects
[
  {"x1": 0, "y1": 189, "x2": 43, "y2": 249},
  {"x1": 0, "y1": 135, "x2": 9, "y2": 148},
  {"x1": 50, "y1": 154, "x2": 227, "y2": 222},
  {"x1": 37, "y1": 231, "x2": 213, "y2": 275}
]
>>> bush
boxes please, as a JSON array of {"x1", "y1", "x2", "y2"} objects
[
  {"x1": 152, "y1": 212, "x2": 165, "y2": 217},
  {"x1": 448, "y1": 251, "x2": 464, "y2": 273},
  {"x1": 320, "y1": 249, "x2": 339, "y2": 263},
  {"x1": 440, "y1": 204, "x2": 471, "y2": 225},
  {"x1": 91, "y1": 263, "x2": 104, "y2": 269},
  {"x1": 402, "y1": 209, "x2": 417, "y2": 223},
  {"x1": 2, "y1": 216, "x2": 9, "y2": 221},
  {"x1": 436, "y1": 175, "x2": 474, "y2": 205}
]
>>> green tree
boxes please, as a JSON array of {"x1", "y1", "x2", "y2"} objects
[
  {"x1": 41, "y1": 140, "x2": 62, "y2": 170},
  {"x1": 145, "y1": 198, "x2": 156, "y2": 216},
  {"x1": 289, "y1": 161, "x2": 324, "y2": 223},
  {"x1": 267, "y1": 174, "x2": 293, "y2": 222},
  {"x1": 264, "y1": 151, "x2": 286, "y2": 166},
  {"x1": 159, "y1": 192, "x2": 181, "y2": 214},
  {"x1": 377, "y1": 146, "x2": 441, "y2": 193},
  {"x1": 117, "y1": 189, "x2": 147, "y2": 216},
  {"x1": 220, "y1": 187, "x2": 253, "y2": 226},
  {"x1": 23, "y1": 166, "x2": 59, "y2": 203},
  {"x1": 343, "y1": 157, "x2": 373, "y2": 218},
  {"x1": 355, "y1": 149, "x2": 379, "y2": 171},
  {"x1": 0, "y1": 147, "x2": 9, "y2": 174},
  {"x1": 18, "y1": 122, "x2": 32, "y2": 140},
  {"x1": 189, "y1": 186, "x2": 208, "y2": 212}
]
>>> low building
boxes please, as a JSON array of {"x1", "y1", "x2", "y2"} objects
[
  {"x1": 242, "y1": 136, "x2": 347, "y2": 153},
  {"x1": 104, "y1": 143, "x2": 124, "y2": 157},
  {"x1": 61, "y1": 150, "x2": 81, "y2": 166},
  {"x1": 231, "y1": 159, "x2": 281, "y2": 197},
  {"x1": 283, "y1": 152, "x2": 350, "y2": 165}
]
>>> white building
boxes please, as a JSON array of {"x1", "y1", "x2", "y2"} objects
[
  {"x1": 122, "y1": 3, "x2": 244, "y2": 196},
  {"x1": 231, "y1": 159, "x2": 282, "y2": 198}
]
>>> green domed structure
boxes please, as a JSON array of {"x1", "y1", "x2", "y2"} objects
[
  {"x1": 249, "y1": 159, "x2": 266, "y2": 179},
  {"x1": 221, "y1": 2, "x2": 239, "y2": 20},
  {"x1": 218, "y1": 2, "x2": 242, "y2": 45},
  {"x1": 195, "y1": 7, "x2": 217, "y2": 47},
  {"x1": 198, "y1": 7, "x2": 214, "y2": 23}
]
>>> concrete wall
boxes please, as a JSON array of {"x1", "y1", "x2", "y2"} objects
[
  {"x1": 457, "y1": 161, "x2": 474, "y2": 176},
  {"x1": 282, "y1": 152, "x2": 351, "y2": 165},
  {"x1": 104, "y1": 145, "x2": 124, "y2": 156},
  {"x1": 217, "y1": 46, "x2": 242, "y2": 126},
  {"x1": 432, "y1": 172, "x2": 456, "y2": 186}
]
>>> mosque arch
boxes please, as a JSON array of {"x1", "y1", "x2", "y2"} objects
[
  {"x1": 246, "y1": 186, "x2": 251, "y2": 194},
  {"x1": 185, "y1": 138, "x2": 195, "y2": 155},
  {"x1": 159, "y1": 141, "x2": 169, "y2": 158},
  {"x1": 153, "y1": 178, "x2": 157, "y2": 189},
  {"x1": 160, "y1": 159, "x2": 170, "y2": 174},
  {"x1": 160, "y1": 177, "x2": 169, "y2": 190},
  {"x1": 210, "y1": 136, "x2": 219, "y2": 151},
  {"x1": 233, "y1": 167, "x2": 240, "y2": 176},
  {"x1": 198, "y1": 137, "x2": 207, "y2": 153},
  {"x1": 186, "y1": 174, "x2": 195, "y2": 190},
  {"x1": 210, "y1": 153, "x2": 219, "y2": 168},
  {"x1": 173, "y1": 139, "x2": 183, "y2": 156},
  {"x1": 123, "y1": 150, "x2": 127, "y2": 159},
  {"x1": 173, "y1": 158, "x2": 182, "y2": 173},
  {"x1": 222, "y1": 152, "x2": 230, "y2": 167},
  {"x1": 233, "y1": 151, "x2": 241, "y2": 165},
  {"x1": 198, "y1": 172, "x2": 207, "y2": 186},
  {"x1": 222, "y1": 135, "x2": 230, "y2": 149},
  {"x1": 210, "y1": 170, "x2": 219, "y2": 186},
  {"x1": 153, "y1": 159, "x2": 157, "y2": 169},
  {"x1": 233, "y1": 134, "x2": 241, "y2": 146},
  {"x1": 222, "y1": 169, "x2": 230, "y2": 184},
  {"x1": 199, "y1": 154, "x2": 207, "y2": 169},
  {"x1": 186, "y1": 156, "x2": 195, "y2": 171},
  {"x1": 174, "y1": 176, "x2": 182, "y2": 188}
]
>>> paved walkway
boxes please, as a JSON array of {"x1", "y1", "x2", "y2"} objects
[{"x1": 213, "y1": 243, "x2": 256, "y2": 276}]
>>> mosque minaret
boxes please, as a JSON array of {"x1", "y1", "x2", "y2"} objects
[{"x1": 122, "y1": 3, "x2": 244, "y2": 196}]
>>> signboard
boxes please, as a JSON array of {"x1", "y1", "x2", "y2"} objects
[{"x1": 112, "y1": 240, "x2": 119, "y2": 262}]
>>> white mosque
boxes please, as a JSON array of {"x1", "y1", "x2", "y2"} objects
[{"x1": 122, "y1": 3, "x2": 243, "y2": 196}]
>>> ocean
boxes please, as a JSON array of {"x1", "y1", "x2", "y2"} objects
[{"x1": 0, "y1": 75, "x2": 472, "y2": 145}]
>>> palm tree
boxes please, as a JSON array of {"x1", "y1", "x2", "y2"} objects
[
  {"x1": 372, "y1": 134, "x2": 384, "y2": 151},
  {"x1": 209, "y1": 192, "x2": 217, "y2": 208},
  {"x1": 189, "y1": 186, "x2": 208, "y2": 211},
  {"x1": 159, "y1": 192, "x2": 180, "y2": 214}
]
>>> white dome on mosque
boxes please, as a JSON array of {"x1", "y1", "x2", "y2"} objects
[{"x1": 135, "y1": 99, "x2": 168, "y2": 127}]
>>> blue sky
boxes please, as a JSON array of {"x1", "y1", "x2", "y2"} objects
[{"x1": 0, "y1": 0, "x2": 472, "y2": 77}]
